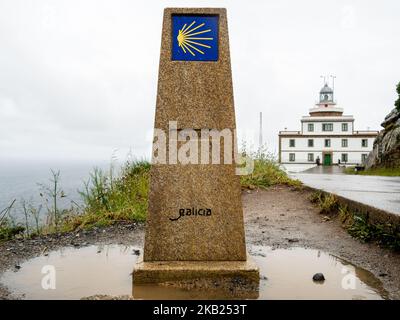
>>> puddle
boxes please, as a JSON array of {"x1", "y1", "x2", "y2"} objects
[
  {"x1": 250, "y1": 246, "x2": 387, "y2": 300},
  {"x1": 0, "y1": 245, "x2": 137, "y2": 300},
  {"x1": 0, "y1": 245, "x2": 388, "y2": 300}
]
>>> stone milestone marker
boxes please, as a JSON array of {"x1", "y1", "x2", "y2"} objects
[{"x1": 133, "y1": 8, "x2": 258, "y2": 291}]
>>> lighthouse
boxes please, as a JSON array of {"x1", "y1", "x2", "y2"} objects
[{"x1": 279, "y1": 81, "x2": 379, "y2": 169}]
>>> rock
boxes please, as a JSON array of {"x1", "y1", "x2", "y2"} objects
[
  {"x1": 14, "y1": 265, "x2": 21, "y2": 270},
  {"x1": 366, "y1": 108, "x2": 400, "y2": 169},
  {"x1": 381, "y1": 108, "x2": 400, "y2": 128},
  {"x1": 312, "y1": 273, "x2": 325, "y2": 282}
]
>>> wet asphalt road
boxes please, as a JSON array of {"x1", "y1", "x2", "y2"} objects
[{"x1": 291, "y1": 166, "x2": 400, "y2": 215}]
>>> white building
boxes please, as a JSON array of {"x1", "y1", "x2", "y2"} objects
[{"x1": 279, "y1": 83, "x2": 379, "y2": 167}]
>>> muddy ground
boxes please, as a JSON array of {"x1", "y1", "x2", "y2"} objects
[{"x1": 1, "y1": 185, "x2": 399, "y2": 299}]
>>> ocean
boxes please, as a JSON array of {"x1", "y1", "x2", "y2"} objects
[{"x1": 0, "y1": 160, "x2": 112, "y2": 223}]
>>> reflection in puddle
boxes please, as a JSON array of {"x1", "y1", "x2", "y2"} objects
[
  {"x1": 250, "y1": 246, "x2": 387, "y2": 300},
  {"x1": 1, "y1": 245, "x2": 137, "y2": 300},
  {"x1": 0, "y1": 245, "x2": 388, "y2": 300}
]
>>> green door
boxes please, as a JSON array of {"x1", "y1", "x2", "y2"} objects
[{"x1": 323, "y1": 153, "x2": 332, "y2": 166}]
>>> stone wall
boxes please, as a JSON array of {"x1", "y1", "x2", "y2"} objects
[{"x1": 365, "y1": 108, "x2": 400, "y2": 169}]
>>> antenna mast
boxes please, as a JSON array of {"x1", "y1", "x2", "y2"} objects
[
  {"x1": 330, "y1": 75, "x2": 336, "y2": 101},
  {"x1": 259, "y1": 112, "x2": 263, "y2": 152}
]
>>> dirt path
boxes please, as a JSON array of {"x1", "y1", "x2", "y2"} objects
[{"x1": 1, "y1": 185, "x2": 399, "y2": 299}]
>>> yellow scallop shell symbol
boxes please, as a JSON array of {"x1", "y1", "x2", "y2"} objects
[{"x1": 177, "y1": 21, "x2": 213, "y2": 56}]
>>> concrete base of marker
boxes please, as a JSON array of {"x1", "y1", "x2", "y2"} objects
[{"x1": 132, "y1": 254, "x2": 259, "y2": 298}]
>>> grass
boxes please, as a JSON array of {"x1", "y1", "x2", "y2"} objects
[
  {"x1": 239, "y1": 148, "x2": 302, "y2": 189},
  {"x1": 0, "y1": 151, "x2": 299, "y2": 241},
  {"x1": 339, "y1": 205, "x2": 400, "y2": 250},
  {"x1": 62, "y1": 159, "x2": 150, "y2": 231},
  {"x1": 309, "y1": 191, "x2": 338, "y2": 215},
  {"x1": 310, "y1": 191, "x2": 400, "y2": 251},
  {"x1": 345, "y1": 166, "x2": 400, "y2": 176},
  {"x1": 0, "y1": 200, "x2": 25, "y2": 241}
]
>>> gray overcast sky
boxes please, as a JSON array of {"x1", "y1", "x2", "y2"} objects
[{"x1": 0, "y1": 0, "x2": 399, "y2": 164}]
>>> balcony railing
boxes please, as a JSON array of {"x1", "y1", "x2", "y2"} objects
[{"x1": 279, "y1": 131, "x2": 301, "y2": 135}]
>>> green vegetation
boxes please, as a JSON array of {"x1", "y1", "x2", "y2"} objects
[
  {"x1": 395, "y1": 81, "x2": 400, "y2": 111},
  {"x1": 240, "y1": 155, "x2": 301, "y2": 189},
  {"x1": 63, "y1": 160, "x2": 150, "y2": 231},
  {"x1": 310, "y1": 191, "x2": 400, "y2": 251},
  {"x1": 0, "y1": 160, "x2": 150, "y2": 241},
  {"x1": 339, "y1": 205, "x2": 400, "y2": 250},
  {"x1": 345, "y1": 166, "x2": 400, "y2": 176},
  {"x1": 239, "y1": 145, "x2": 301, "y2": 189},
  {"x1": 309, "y1": 191, "x2": 338, "y2": 215},
  {"x1": 0, "y1": 200, "x2": 25, "y2": 241}
]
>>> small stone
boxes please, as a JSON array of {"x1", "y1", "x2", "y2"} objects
[
  {"x1": 312, "y1": 273, "x2": 325, "y2": 282},
  {"x1": 14, "y1": 265, "x2": 21, "y2": 270},
  {"x1": 260, "y1": 275, "x2": 268, "y2": 280},
  {"x1": 132, "y1": 249, "x2": 140, "y2": 256},
  {"x1": 287, "y1": 238, "x2": 299, "y2": 243}
]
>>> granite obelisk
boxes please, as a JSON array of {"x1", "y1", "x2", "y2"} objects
[{"x1": 133, "y1": 7, "x2": 258, "y2": 288}]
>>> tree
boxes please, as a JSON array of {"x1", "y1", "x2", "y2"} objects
[{"x1": 395, "y1": 82, "x2": 400, "y2": 111}]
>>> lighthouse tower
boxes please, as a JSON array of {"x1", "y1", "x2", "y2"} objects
[{"x1": 309, "y1": 83, "x2": 343, "y2": 117}]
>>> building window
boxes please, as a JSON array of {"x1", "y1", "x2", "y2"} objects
[
  {"x1": 341, "y1": 153, "x2": 348, "y2": 163},
  {"x1": 341, "y1": 139, "x2": 348, "y2": 147},
  {"x1": 362, "y1": 139, "x2": 368, "y2": 147},
  {"x1": 289, "y1": 139, "x2": 295, "y2": 147},
  {"x1": 308, "y1": 139, "x2": 314, "y2": 147},
  {"x1": 342, "y1": 123, "x2": 348, "y2": 132},
  {"x1": 362, "y1": 154, "x2": 368, "y2": 163},
  {"x1": 322, "y1": 123, "x2": 333, "y2": 131},
  {"x1": 324, "y1": 139, "x2": 331, "y2": 147},
  {"x1": 289, "y1": 153, "x2": 295, "y2": 162},
  {"x1": 308, "y1": 123, "x2": 314, "y2": 132},
  {"x1": 308, "y1": 153, "x2": 314, "y2": 162}
]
